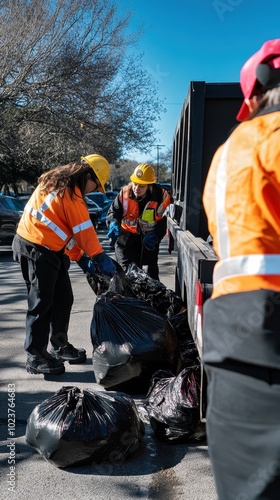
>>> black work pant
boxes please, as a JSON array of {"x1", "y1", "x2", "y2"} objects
[
  {"x1": 203, "y1": 290, "x2": 280, "y2": 499},
  {"x1": 205, "y1": 362, "x2": 280, "y2": 500},
  {"x1": 13, "y1": 235, "x2": 73, "y2": 357},
  {"x1": 115, "y1": 232, "x2": 160, "y2": 280}
]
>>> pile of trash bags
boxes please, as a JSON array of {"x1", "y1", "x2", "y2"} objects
[
  {"x1": 87, "y1": 262, "x2": 184, "y2": 319},
  {"x1": 125, "y1": 264, "x2": 184, "y2": 318},
  {"x1": 88, "y1": 265, "x2": 205, "y2": 442},
  {"x1": 25, "y1": 265, "x2": 205, "y2": 468},
  {"x1": 26, "y1": 386, "x2": 144, "y2": 468},
  {"x1": 91, "y1": 295, "x2": 183, "y2": 393},
  {"x1": 130, "y1": 309, "x2": 206, "y2": 443},
  {"x1": 90, "y1": 264, "x2": 184, "y2": 393},
  {"x1": 141, "y1": 366, "x2": 205, "y2": 443}
]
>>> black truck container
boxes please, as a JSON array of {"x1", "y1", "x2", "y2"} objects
[{"x1": 167, "y1": 81, "x2": 243, "y2": 417}]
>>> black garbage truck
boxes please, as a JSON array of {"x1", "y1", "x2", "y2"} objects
[{"x1": 167, "y1": 81, "x2": 243, "y2": 418}]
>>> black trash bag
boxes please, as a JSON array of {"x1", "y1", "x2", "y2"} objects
[
  {"x1": 169, "y1": 309, "x2": 191, "y2": 341},
  {"x1": 126, "y1": 263, "x2": 166, "y2": 298},
  {"x1": 143, "y1": 366, "x2": 206, "y2": 443},
  {"x1": 125, "y1": 263, "x2": 184, "y2": 318},
  {"x1": 25, "y1": 386, "x2": 145, "y2": 468},
  {"x1": 86, "y1": 258, "x2": 129, "y2": 296},
  {"x1": 169, "y1": 309, "x2": 200, "y2": 367},
  {"x1": 86, "y1": 271, "x2": 112, "y2": 295},
  {"x1": 106, "y1": 268, "x2": 137, "y2": 298},
  {"x1": 91, "y1": 295, "x2": 183, "y2": 393}
]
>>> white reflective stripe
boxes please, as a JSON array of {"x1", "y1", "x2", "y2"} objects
[
  {"x1": 25, "y1": 203, "x2": 68, "y2": 241},
  {"x1": 38, "y1": 191, "x2": 57, "y2": 213},
  {"x1": 157, "y1": 201, "x2": 165, "y2": 216},
  {"x1": 72, "y1": 219, "x2": 93, "y2": 234},
  {"x1": 158, "y1": 191, "x2": 169, "y2": 216},
  {"x1": 215, "y1": 139, "x2": 230, "y2": 260},
  {"x1": 123, "y1": 198, "x2": 128, "y2": 214},
  {"x1": 213, "y1": 254, "x2": 280, "y2": 284},
  {"x1": 122, "y1": 218, "x2": 137, "y2": 227},
  {"x1": 66, "y1": 237, "x2": 76, "y2": 250}
]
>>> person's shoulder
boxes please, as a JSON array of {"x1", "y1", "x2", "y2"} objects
[
  {"x1": 121, "y1": 184, "x2": 132, "y2": 195},
  {"x1": 153, "y1": 183, "x2": 163, "y2": 193},
  {"x1": 153, "y1": 183, "x2": 170, "y2": 199},
  {"x1": 62, "y1": 186, "x2": 84, "y2": 204}
]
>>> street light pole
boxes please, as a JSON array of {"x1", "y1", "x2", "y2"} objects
[{"x1": 155, "y1": 144, "x2": 165, "y2": 180}]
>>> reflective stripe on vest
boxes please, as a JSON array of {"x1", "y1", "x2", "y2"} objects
[
  {"x1": 157, "y1": 191, "x2": 169, "y2": 217},
  {"x1": 215, "y1": 138, "x2": 231, "y2": 260},
  {"x1": 25, "y1": 190, "x2": 68, "y2": 242},
  {"x1": 73, "y1": 219, "x2": 93, "y2": 234},
  {"x1": 213, "y1": 137, "x2": 280, "y2": 285},
  {"x1": 213, "y1": 254, "x2": 280, "y2": 285},
  {"x1": 121, "y1": 186, "x2": 164, "y2": 232},
  {"x1": 121, "y1": 186, "x2": 139, "y2": 232}
]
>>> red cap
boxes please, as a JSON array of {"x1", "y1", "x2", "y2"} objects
[{"x1": 237, "y1": 39, "x2": 280, "y2": 121}]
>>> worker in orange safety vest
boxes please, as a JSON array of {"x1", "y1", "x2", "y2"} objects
[
  {"x1": 202, "y1": 39, "x2": 280, "y2": 499},
  {"x1": 106, "y1": 163, "x2": 171, "y2": 281},
  {"x1": 12, "y1": 154, "x2": 116, "y2": 375}
]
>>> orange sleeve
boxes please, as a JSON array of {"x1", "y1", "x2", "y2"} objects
[
  {"x1": 65, "y1": 242, "x2": 84, "y2": 262},
  {"x1": 62, "y1": 190, "x2": 103, "y2": 260}
]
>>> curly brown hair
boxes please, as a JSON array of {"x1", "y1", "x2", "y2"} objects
[{"x1": 38, "y1": 162, "x2": 94, "y2": 198}]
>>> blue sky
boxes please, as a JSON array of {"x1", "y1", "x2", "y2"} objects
[{"x1": 122, "y1": 0, "x2": 280, "y2": 163}]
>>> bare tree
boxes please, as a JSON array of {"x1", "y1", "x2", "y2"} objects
[
  {"x1": 0, "y1": 0, "x2": 164, "y2": 189},
  {"x1": 109, "y1": 159, "x2": 138, "y2": 189}
]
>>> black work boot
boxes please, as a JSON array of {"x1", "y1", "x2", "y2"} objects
[
  {"x1": 50, "y1": 342, "x2": 86, "y2": 364},
  {"x1": 26, "y1": 352, "x2": 65, "y2": 375}
]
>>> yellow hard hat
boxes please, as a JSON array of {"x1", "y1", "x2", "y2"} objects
[
  {"x1": 130, "y1": 163, "x2": 157, "y2": 184},
  {"x1": 81, "y1": 154, "x2": 110, "y2": 193}
]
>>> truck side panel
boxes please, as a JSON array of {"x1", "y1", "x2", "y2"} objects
[
  {"x1": 168, "y1": 219, "x2": 217, "y2": 356},
  {"x1": 171, "y1": 81, "x2": 243, "y2": 239},
  {"x1": 168, "y1": 81, "x2": 243, "y2": 348}
]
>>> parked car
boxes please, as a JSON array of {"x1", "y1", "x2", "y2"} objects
[
  {"x1": 86, "y1": 192, "x2": 109, "y2": 208},
  {"x1": 159, "y1": 182, "x2": 171, "y2": 194},
  {"x1": 0, "y1": 194, "x2": 25, "y2": 215},
  {"x1": 85, "y1": 197, "x2": 102, "y2": 229},
  {"x1": 105, "y1": 190, "x2": 118, "y2": 200},
  {"x1": 15, "y1": 194, "x2": 31, "y2": 207},
  {"x1": 100, "y1": 198, "x2": 112, "y2": 224},
  {"x1": 0, "y1": 196, "x2": 21, "y2": 246}
]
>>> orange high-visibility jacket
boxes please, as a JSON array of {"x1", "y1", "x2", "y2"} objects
[
  {"x1": 120, "y1": 185, "x2": 170, "y2": 233},
  {"x1": 203, "y1": 108, "x2": 280, "y2": 299},
  {"x1": 16, "y1": 186, "x2": 102, "y2": 261}
]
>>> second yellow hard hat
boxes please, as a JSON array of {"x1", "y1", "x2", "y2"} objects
[{"x1": 130, "y1": 163, "x2": 157, "y2": 184}]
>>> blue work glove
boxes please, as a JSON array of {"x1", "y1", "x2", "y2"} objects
[
  {"x1": 91, "y1": 252, "x2": 116, "y2": 277},
  {"x1": 77, "y1": 253, "x2": 116, "y2": 277},
  {"x1": 143, "y1": 232, "x2": 159, "y2": 251},
  {"x1": 77, "y1": 255, "x2": 91, "y2": 273},
  {"x1": 107, "y1": 221, "x2": 119, "y2": 245}
]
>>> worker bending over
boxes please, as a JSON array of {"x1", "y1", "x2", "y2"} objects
[{"x1": 12, "y1": 154, "x2": 116, "y2": 376}]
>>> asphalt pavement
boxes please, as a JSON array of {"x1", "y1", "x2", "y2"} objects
[{"x1": 0, "y1": 226, "x2": 217, "y2": 500}]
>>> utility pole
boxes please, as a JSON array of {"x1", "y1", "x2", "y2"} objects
[{"x1": 155, "y1": 144, "x2": 165, "y2": 180}]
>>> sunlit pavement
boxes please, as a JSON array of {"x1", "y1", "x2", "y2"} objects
[{"x1": 0, "y1": 226, "x2": 216, "y2": 500}]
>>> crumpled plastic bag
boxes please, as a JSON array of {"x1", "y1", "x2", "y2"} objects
[
  {"x1": 125, "y1": 264, "x2": 184, "y2": 318},
  {"x1": 91, "y1": 295, "x2": 183, "y2": 393},
  {"x1": 87, "y1": 262, "x2": 184, "y2": 319},
  {"x1": 86, "y1": 259, "x2": 126, "y2": 296},
  {"x1": 142, "y1": 367, "x2": 205, "y2": 443},
  {"x1": 25, "y1": 386, "x2": 145, "y2": 468},
  {"x1": 169, "y1": 309, "x2": 199, "y2": 367}
]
